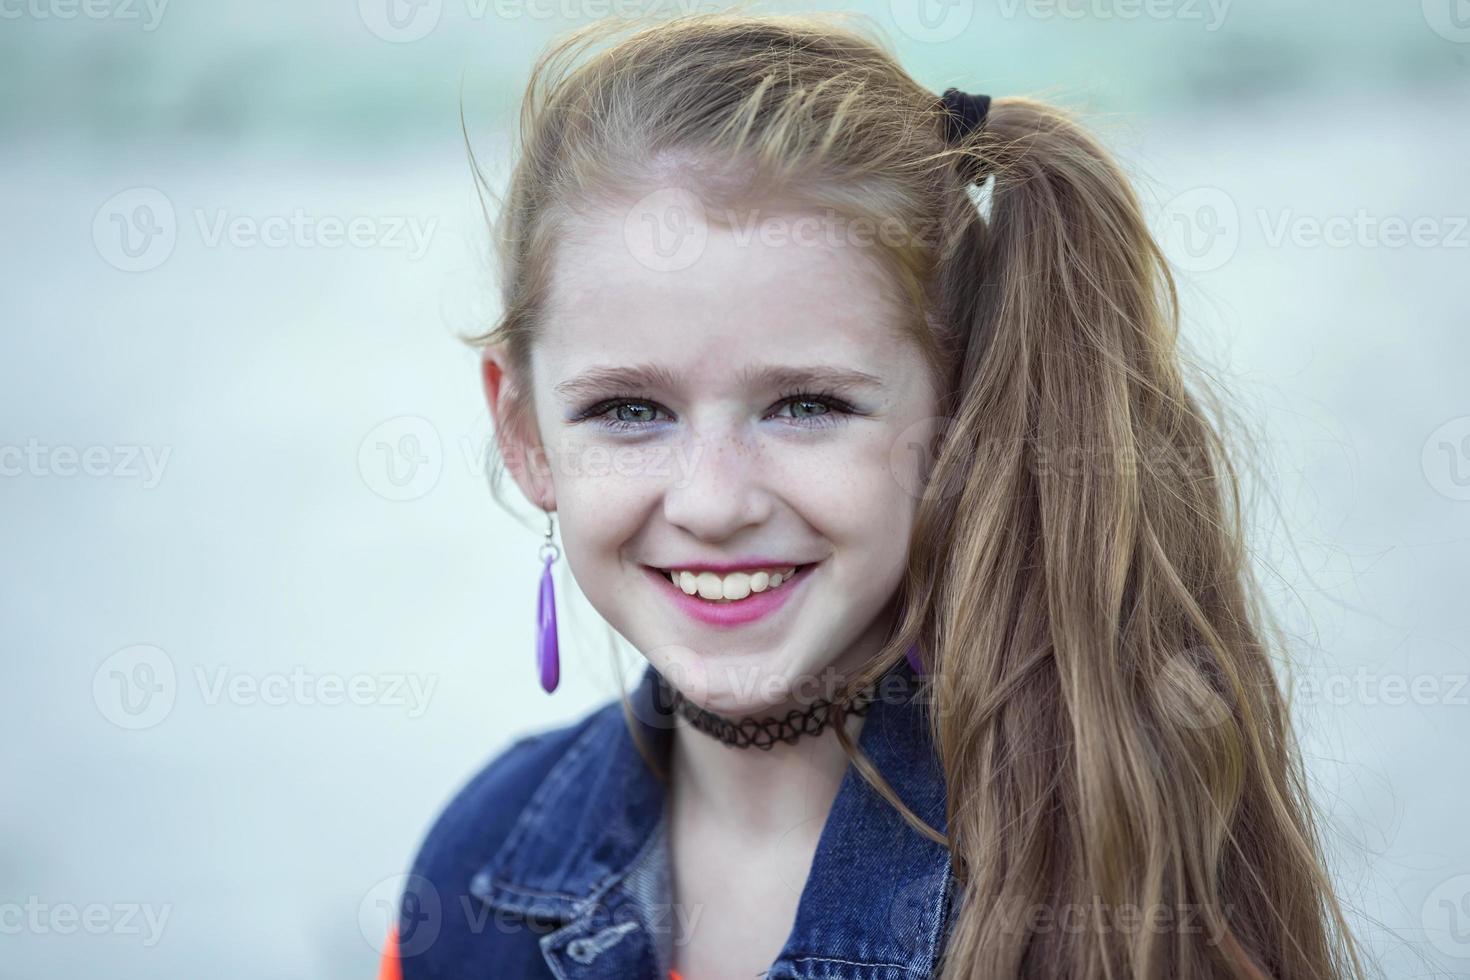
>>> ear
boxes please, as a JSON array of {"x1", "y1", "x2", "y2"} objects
[{"x1": 480, "y1": 344, "x2": 556, "y2": 513}]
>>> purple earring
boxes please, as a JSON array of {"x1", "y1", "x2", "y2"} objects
[
  {"x1": 905, "y1": 642, "x2": 924, "y2": 675},
  {"x1": 536, "y1": 510, "x2": 560, "y2": 694}
]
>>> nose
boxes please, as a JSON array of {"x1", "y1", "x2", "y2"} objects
[{"x1": 660, "y1": 429, "x2": 776, "y2": 542}]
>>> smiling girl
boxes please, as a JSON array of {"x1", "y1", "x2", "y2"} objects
[{"x1": 384, "y1": 11, "x2": 1367, "y2": 980}]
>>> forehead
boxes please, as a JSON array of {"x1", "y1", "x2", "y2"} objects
[{"x1": 538, "y1": 201, "x2": 915, "y2": 385}]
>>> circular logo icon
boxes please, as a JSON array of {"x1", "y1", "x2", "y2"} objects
[
  {"x1": 886, "y1": 871, "x2": 949, "y2": 952},
  {"x1": 624, "y1": 644, "x2": 706, "y2": 732},
  {"x1": 621, "y1": 187, "x2": 708, "y2": 273},
  {"x1": 359, "y1": 873, "x2": 442, "y2": 957},
  {"x1": 887, "y1": 415, "x2": 961, "y2": 502},
  {"x1": 772, "y1": 813, "x2": 828, "y2": 891},
  {"x1": 93, "y1": 187, "x2": 177, "y2": 273},
  {"x1": 93, "y1": 644, "x2": 177, "y2": 730},
  {"x1": 1156, "y1": 186, "x2": 1239, "y2": 273},
  {"x1": 359, "y1": 0, "x2": 442, "y2": 42},
  {"x1": 1422, "y1": 416, "x2": 1470, "y2": 501},
  {"x1": 888, "y1": 0, "x2": 974, "y2": 43},
  {"x1": 1423, "y1": 0, "x2": 1470, "y2": 42},
  {"x1": 1423, "y1": 873, "x2": 1470, "y2": 960},
  {"x1": 358, "y1": 415, "x2": 444, "y2": 501},
  {"x1": 1155, "y1": 647, "x2": 1235, "y2": 731}
]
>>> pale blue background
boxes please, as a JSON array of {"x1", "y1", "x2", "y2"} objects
[{"x1": 2, "y1": 1, "x2": 1468, "y2": 977}]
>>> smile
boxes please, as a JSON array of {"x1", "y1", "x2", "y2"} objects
[{"x1": 641, "y1": 562, "x2": 818, "y2": 627}]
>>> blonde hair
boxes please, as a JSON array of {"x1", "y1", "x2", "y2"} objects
[{"x1": 468, "y1": 9, "x2": 1369, "y2": 978}]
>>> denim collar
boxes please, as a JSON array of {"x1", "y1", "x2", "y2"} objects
[{"x1": 470, "y1": 657, "x2": 955, "y2": 979}]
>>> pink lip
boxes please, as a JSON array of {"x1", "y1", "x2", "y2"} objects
[
  {"x1": 649, "y1": 557, "x2": 812, "y2": 575},
  {"x1": 642, "y1": 563, "x2": 816, "y2": 628}
]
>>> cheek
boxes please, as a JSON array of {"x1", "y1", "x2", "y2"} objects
[
  {"x1": 827, "y1": 474, "x2": 916, "y2": 615},
  {"x1": 546, "y1": 460, "x2": 661, "y2": 606},
  {"x1": 778, "y1": 424, "x2": 920, "y2": 534},
  {"x1": 823, "y1": 481, "x2": 917, "y2": 583},
  {"x1": 553, "y1": 479, "x2": 646, "y2": 556}
]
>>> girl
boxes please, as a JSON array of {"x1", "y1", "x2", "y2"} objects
[{"x1": 384, "y1": 10, "x2": 1368, "y2": 979}]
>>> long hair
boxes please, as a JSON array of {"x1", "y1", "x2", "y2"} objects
[{"x1": 466, "y1": 9, "x2": 1368, "y2": 978}]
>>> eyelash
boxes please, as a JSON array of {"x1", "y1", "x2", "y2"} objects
[{"x1": 573, "y1": 390, "x2": 859, "y2": 433}]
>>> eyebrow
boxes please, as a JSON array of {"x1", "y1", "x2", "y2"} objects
[{"x1": 552, "y1": 363, "x2": 886, "y2": 401}]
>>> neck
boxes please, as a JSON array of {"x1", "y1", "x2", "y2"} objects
[
  {"x1": 669, "y1": 696, "x2": 867, "y2": 840},
  {"x1": 664, "y1": 608, "x2": 900, "y2": 841}
]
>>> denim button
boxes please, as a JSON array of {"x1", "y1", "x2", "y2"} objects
[
  {"x1": 567, "y1": 938, "x2": 595, "y2": 963},
  {"x1": 566, "y1": 921, "x2": 639, "y2": 964}
]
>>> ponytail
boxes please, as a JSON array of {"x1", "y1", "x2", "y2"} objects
[{"x1": 910, "y1": 97, "x2": 1366, "y2": 979}]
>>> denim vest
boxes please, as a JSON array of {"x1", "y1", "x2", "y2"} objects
[{"x1": 394, "y1": 656, "x2": 956, "y2": 978}]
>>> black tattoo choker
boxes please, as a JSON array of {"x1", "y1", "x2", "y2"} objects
[{"x1": 660, "y1": 677, "x2": 879, "y2": 750}]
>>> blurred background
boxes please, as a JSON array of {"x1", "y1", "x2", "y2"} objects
[{"x1": 2, "y1": 1, "x2": 1467, "y2": 976}]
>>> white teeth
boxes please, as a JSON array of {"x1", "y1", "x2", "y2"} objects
[
  {"x1": 697, "y1": 572, "x2": 724, "y2": 600},
  {"x1": 665, "y1": 565, "x2": 801, "y2": 602}
]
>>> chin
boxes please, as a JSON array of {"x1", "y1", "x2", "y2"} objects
[
  {"x1": 640, "y1": 640, "x2": 787, "y2": 708},
  {"x1": 661, "y1": 647, "x2": 821, "y2": 717}
]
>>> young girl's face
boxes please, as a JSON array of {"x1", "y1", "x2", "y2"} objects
[{"x1": 502, "y1": 193, "x2": 941, "y2": 715}]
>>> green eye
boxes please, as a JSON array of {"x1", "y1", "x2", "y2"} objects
[
  {"x1": 613, "y1": 403, "x2": 658, "y2": 424},
  {"x1": 785, "y1": 398, "x2": 828, "y2": 419},
  {"x1": 573, "y1": 391, "x2": 858, "y2": 433}
]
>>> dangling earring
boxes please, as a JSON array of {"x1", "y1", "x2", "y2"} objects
[{"x1": 536, "y1": 510, "x2": 560, "y2": 694}]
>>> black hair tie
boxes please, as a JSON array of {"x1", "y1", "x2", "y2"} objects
[
  {"x1": 938, "y1": 87, "x2": 993, "y2": 184},
  {"x1": 939, "y1": 87, "x2": 992, "y2": 144}
]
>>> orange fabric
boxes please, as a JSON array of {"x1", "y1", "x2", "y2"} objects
[
  {"x1": 377, "y1": 924, "x2": 402, "y2": 980},
  {"x1": 377, "y1": 919, "x2": 680, "y2": 979}
]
